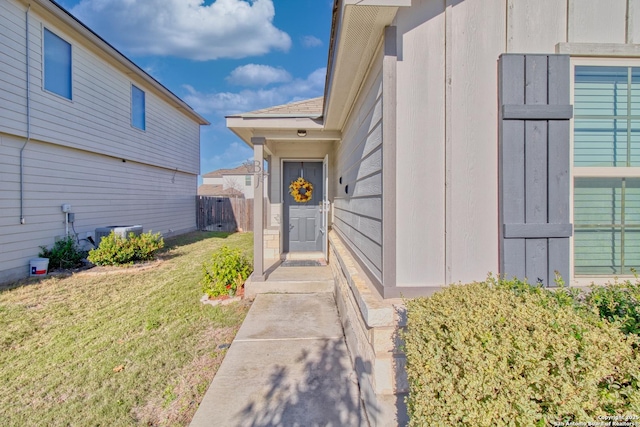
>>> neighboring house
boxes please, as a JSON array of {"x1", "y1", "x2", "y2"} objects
[
  {"x1": 198, "y1": 165, "x2": 257, "y2": 199},
  {"x1": 227, "y1": 0, "x2": 640, "y2": 425},
  {"x1": 197, "y1": 185, "x2": 244, "y2": 198},
  {"x1": 0, "y1": 0, "x2": 209, "y2": 283}
]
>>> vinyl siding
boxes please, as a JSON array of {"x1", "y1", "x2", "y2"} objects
[
  {"x1": 0, "y1": 0, "x2": 202, "y2": 283},
  {"x1": 0, "y1": 135, "x2": 197, "y2": 282},
  {"x1": 333, "y1": 51, "x2": 383, "y2": 283},
  {"x1": 0, "y1": 0, "x2": 200, "y2": 174}
]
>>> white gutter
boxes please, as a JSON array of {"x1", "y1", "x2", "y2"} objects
[{"x1": 19, "y1": 4, "x2": 31, "y2": 225}]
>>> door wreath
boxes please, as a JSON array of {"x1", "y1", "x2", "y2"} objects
[{"x1": 289, "y1": 177, "x2": 313, "y2": 203}]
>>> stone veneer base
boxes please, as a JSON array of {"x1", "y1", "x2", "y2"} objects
[{"x1": 328, "y1": 231, "x2": 409, "y2": 427}]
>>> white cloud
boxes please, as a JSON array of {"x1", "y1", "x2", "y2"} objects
[
  {"x1": 70, "y1": 0, "x2": 291, "y2": 60},
  {"x1": 301, "y1": 35, "x2": 323, "y2": 48},
  {"x1": 201, "y1": 140, "x2": 253, "y2": 174},
  {"x1": 226, "y1": 64, "x2": 292, "y2": 87},
  {"x1": 183, "y1": 67, "x2": 326, "y2": 116}
]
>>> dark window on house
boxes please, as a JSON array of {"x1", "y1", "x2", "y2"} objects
[
  {"x1": 131, "y1": 85, "x2": 146, "y2": 130},
  {"x1": 245, "y1": 175, "x2": 252, "y2": 186},
  {"x1": 43, "y1": 28, "x2": 72, "y2": 99}
]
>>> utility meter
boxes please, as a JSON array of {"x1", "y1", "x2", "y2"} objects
[{"x1": 61, "y1": 204, "x2": 72, "y2": 213}]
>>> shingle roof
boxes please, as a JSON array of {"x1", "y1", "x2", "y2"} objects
[
  {"x1": 240, "y1": 97, "x2": 323, "y2": 117},
  {"x1": 197, "y1": 184, "x2": 245, "y2": 197},
  {"x1": 202, "y1": 165, "x2": 252, "y2": 178}
]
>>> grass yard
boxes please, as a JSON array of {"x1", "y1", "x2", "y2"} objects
[{"x1": 0, "y1": 231, "x2": 253, "y2": 427}]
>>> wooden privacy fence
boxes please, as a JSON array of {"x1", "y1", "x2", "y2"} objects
[{"x1": 197, "y1": 196, "x2": 254, "y2": 232}]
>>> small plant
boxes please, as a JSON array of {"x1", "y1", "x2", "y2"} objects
[
  {"x1": 201, "y1": 246, "x2": 252, "y2": 298},
  {"x1": 586, "y1": 275, "x2": 640, "y2": 336},
  {"x1": 87, "y1": 231, "x2": 164, "y2": 266},
  {"x1": 39, "y1": 235, "x2": 87, "y2": 270}
]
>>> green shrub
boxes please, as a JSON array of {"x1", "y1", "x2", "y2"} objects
[
  {"x1": 201, "y1": 246, "x2": 252, "y2": 298},
  {"x1": 586, "y1": 277, "x2": 640, "y2": 336},
  {"x1": 87, "y1": 231, "x2": 164, "y2": 266},
  {"x1": 39, "y1": 235, "x2": 87, "y2": 270},
  {"x1": 499, "y1": 276, "x2": 640, "y2": 338},
  {"x1": 403, "y1": 279, "x2": 640, "y2": 427}
]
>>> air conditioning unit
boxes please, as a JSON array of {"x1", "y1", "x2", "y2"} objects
[{"x1": 95, "y1": 225, "x2": 143, "y2": 247}]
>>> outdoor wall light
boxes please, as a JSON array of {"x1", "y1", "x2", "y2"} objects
[{"x1": 297, "y1": 129, "x2": 307, "y2": 137}]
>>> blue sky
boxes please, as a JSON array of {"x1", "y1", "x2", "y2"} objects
[{"x1": 55, "y1": 0, "x2": 333, "y2": 180}]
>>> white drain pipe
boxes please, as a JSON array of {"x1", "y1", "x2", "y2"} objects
[{"x1": 19, "y1": 4, "x2": 31, "y2": 225}]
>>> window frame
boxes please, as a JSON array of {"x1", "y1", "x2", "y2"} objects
[
  {"x1": 570, "y1": 57, "x2": 640, "y2": 286},
  {"x1": 131, "y1": 84, "x2": 146, "y2": 131},
  {"x1": 42, "y1": 27, "x2": 73, "y2": 100},
  {"x1": 245, "y1": 175, "x2": 252, "y2": 186}
]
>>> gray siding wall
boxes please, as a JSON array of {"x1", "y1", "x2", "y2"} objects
[
  {"x1": 0, "y1": 0, "x2": 202, "y2": 282},
  {"x1": 333, "y1": 51, "x2": 383, "y2": 282},
  {"x1": 0, "y1": 0, "x2": 200, "y2": 173},
  {"x1": 1, "y1": 135, "x2": 197, "y2": 282}
]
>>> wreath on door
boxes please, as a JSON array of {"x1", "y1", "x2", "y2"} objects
[{"x1": 289, "y1": 177, "x2": 313, "y2": 203}]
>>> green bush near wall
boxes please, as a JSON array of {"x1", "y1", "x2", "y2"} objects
[
  {"x1": 586, "y1": 278, "x2": 640, "y2": 337},
  {"x1": 403, "y1": 278, "x2": 640, "y2": 427},
  {"x1": 39, "y1": 235, "x2": 87, "y2": 270},
  {"x1": 87, "y1": 231, "x2": 164, "y2": 266}
]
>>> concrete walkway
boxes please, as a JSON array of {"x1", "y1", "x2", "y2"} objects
[{"x1": 190, "y1": 289, "x2": 369, "y2": 426}]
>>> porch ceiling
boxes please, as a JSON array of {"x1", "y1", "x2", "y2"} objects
[{"x1": 226, "y1": 117, "x2": 340, "y2": 148}]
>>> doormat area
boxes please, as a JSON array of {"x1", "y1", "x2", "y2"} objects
[{"x1": 280, "y1": 260, "x2": 326, "y2": 267}]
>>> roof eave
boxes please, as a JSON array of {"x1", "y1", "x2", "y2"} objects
[{"x1": 323, "y1": 0, "x2": 410, "y2": 130}]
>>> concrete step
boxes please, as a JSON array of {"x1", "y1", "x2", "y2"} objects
[
  {"x1": 245, "y1": 279, "x2": 334, "y2": 297},
  {"x1": 245, "y1": 265, "x2": 335, "y2": 298}
]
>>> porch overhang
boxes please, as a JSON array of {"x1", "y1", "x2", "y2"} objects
[{"x1": 226, "y1": 116, "x2": 339, "y2": 149}]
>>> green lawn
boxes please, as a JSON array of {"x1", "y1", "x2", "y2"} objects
[{"x1": 0, "y1": 231, "x2": 253, "y2": 427}]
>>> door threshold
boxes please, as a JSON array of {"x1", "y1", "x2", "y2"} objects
[{"x1": 281, "y1": 252, "x2": 325, "y2": 261}]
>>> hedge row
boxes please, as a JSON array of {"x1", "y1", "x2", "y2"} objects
[{"x1": 403, "y1": 277, "x2": 640, "y2": 426}]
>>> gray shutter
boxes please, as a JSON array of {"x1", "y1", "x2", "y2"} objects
[{"x1": 498, "y1": 54, "x2": 573, "y2": 287}]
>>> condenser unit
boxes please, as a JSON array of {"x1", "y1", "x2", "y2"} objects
[{"x1": 95, "y1": 225, "x2": 143, "y2": 247}]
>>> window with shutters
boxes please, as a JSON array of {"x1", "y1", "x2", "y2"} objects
[{"x1": 573, "y1": 63, "x2": 640, "y2": 276}]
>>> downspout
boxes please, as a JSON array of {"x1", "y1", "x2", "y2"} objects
[{"x1": 20, "y1": 4, "x2": 31, "y2": 225}]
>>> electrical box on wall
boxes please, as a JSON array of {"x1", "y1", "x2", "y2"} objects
[{"x1": 61, "y1": 204, "x2": 71, "y2": 213}]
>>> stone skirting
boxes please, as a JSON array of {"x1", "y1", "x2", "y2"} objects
[
  {"x1": 328, "y1": 231, "x2": 409, "y2": 427},
  {"x1": 263, "y1": 228, "x2": 280, "y2": 260}
]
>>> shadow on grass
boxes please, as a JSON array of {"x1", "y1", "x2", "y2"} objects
[
  {"x1": 163, "y1": 231, "x2": 234, "y2": 250},
  {"x1": 238, "y1": 338, "x2": 377, "y2": 426}
]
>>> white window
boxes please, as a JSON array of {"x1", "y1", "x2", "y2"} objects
[
  {"x1": 573, "y1": 63, "x2": 640, "y2": 277},
  {"x1": 43, "y1": 28, "x2": 72, "y2": 99},
  {"x1": 245, "y1": 175, "x2": 252, "y2": 186},
  {"x1": 131, "y1": 85, "x2": 146, "y2": 130}
]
